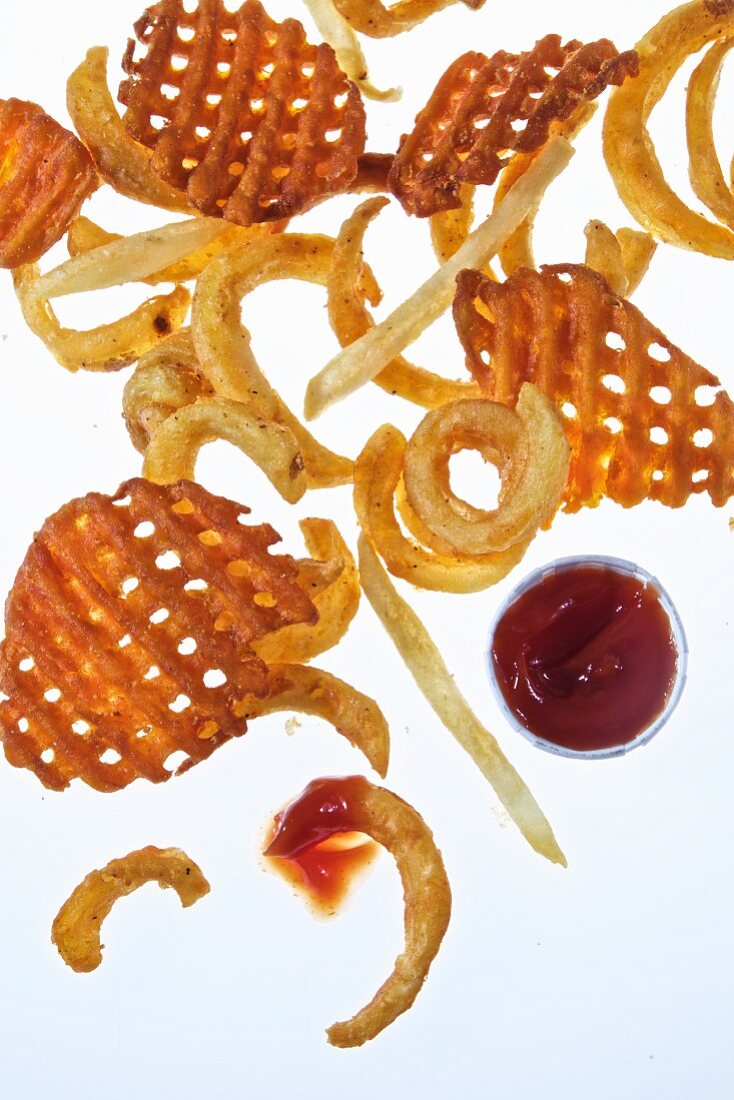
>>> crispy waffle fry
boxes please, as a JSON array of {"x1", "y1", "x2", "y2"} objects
[
  {"x1": 454, "y1": 263, "x2": 734, "y2": 511},
  {"x1": 388, "y1": 38, "x2": 636, "y2": 218},
  {"x1": 123, "y1": 329, "x2": 213, "y2": 452},
  {"x1": 13, "y1": 263, "x2": 190, "y2": 373},
  {"x1": 687, "y1": 37, "x2": 734, "y2": 232},
  {"x1": 358, "y1": 537, "x2": 566, "y2": 865},
  {"x1": 328, "y1": 197, "x2": 481, "y2": 408},
  {"x1": 142, "y1": 399, "x2": 308, "y2": 504},
  {"x1": 331, "y1": 0, "x2": 483, "y2": 38},
  {"x1": 52, "y1": 847, "x2": 210, "y2": 972},
  {"x1": 0, "y1": 479, "x2": 317, "y2": 793},
  {"x1": 192, "y1": 233, "x2": 355, "y2": 487},
  {"x1": 264, "y1": 776, "x2": 451, "y2": 1046},
  {"x1": 253, "y1": 519, "x2": 360, "y2": 663},
  {"x1": 584, "y1": 221, "x2": 656, "y2": 297},
  {"x1": 67, "y1": 47, "x2": 191, "y2": 213},
  {"x1": 305, "y1": 136, "x2": 573, "y2": 419},
  {"x1": 603, "y1": 1, "x2": 734, "y2": 258},
  {"x1": 118, "y1": 0, "x2": 366, "y2": 225},
  {"x1": 302, "y1": 0, "x2": 400, "y2": 101},
  {"x1": 237, "y1": 665, "x2": 388, "y2": 776},
  {"x1": 354, "y1": 424, "x2": 530, "y2": 593},
  {"x1": 0, "y1": 98, "x2": 97, "y2": 268}
]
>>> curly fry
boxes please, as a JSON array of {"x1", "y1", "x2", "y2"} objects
[
  {"x1": 331, "y1": 0, "x2": 483, "y2": 38},
  {"x1": 302, "y1": 0, "x2": 401, "y2": 101}
]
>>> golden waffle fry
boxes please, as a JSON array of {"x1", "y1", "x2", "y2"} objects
[
  {"x1": 0, "y1": 99, "x2": 97, "y2": 268},
  {"x1": 118, "y1": 0, "x2": 366, "y2": 225},
  {"x1": 0, "y1": 478, "x2": 317, "y2": 793},
  {"x1": 388, "y1": 37, "x2": 636, "y2": 217},
  {"x1": 331, "y1": 0, "x2": 483, "y2": 38},
  {"x1": 453, "y1": 263, "x2": 734, "y2": 511},
  {"x1": 52, "y1": 847, "x2": 210, "y2": 972}
]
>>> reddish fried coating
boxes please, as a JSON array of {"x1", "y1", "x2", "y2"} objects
[
  {"x1": 453, "y1": 263, "x2": 734, "y2": 511},
  {"x1": 118, "y1": 0, "x2": 366, "y2": 225},
  {"x1": 388, "y1": 36, "x2": 637, "y2": 217},
  {"x1": 0, "y1": 99, "x2": 97, "y2": 268},
  {"x1": 0, "y1": 479, "x2": 316, "y2": 793}
]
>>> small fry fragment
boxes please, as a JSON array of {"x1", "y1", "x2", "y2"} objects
[
  {"x1": 305, "y1": 136, "x2": 573, "y2": 419},
  {"x1": 13, "y1": 263, "x2": 190, "y2": 373},
  {"x1": 616, "y1": 228, "x2": 657, "y2": 296},
  {"x1": 302, "y1": 0, "x2": 401, "y2": 101},
  {"x1": 584, "y1": 221, "x2": 657, "y2": 297},
  {"x1": 265, "y1": 775, "x2": 451, "y2": 1045},
  {"x1": 123, "y1": 329, "x2": 213, "y2": 452},
  {"x1": 686, "y1": 36, "x2": 734, "y2": 232},
  {"x1": 331, "y1": 0, "x2": 483, "y2": 39},
  {"x1": 358, "y1": 536, "x2": 566, "y2": 866},
  {"x1": 52, "y1": 847, "x2": 210, "y2": 973},
  {"x1": 0, "y1": 98, "x2": 97, "y2": 268}
]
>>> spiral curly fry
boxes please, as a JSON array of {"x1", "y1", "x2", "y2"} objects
[{"x1": 302, "y1": 0, "x2": 401, "y2": 101}]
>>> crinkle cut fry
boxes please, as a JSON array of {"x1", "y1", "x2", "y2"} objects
[
  {"x1": 0, "y1": 479, "x2": 316, "y2": 793},
  {"x1": 453, "y1": 263, "x2": 734, "y2": 510},
  {"x1": 52, "y1": 846, "x2": 210, "y2": 972},
  {"x1": 119, "y1": 0, "x2": 366, "y2": 225},
  {"x1": 331, "y1": 0, "x2": 483, "y2": 39}
]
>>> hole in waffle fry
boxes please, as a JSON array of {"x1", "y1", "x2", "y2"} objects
[
  {"x1": 203, "y1": 669, "x2": 227, "y2": 688},
  {"x1": 41, "y1": 749, "x2": 55, "y2": 764},
  {"x1": 178, "y1": 638, "x2": 197, "y2": 655},
  {"x1": 603, "y1": 374, "x2": 625, "y2": 394},
  {"x1": 693, "y1": 470, "x2": 709, "y2": 483},
  {"x1": 118, "y1": 636, "x2": 132, "y2": 648},
  {"x1": 134, "y1": 521, "x2": 155, "y2": 538},
  {"x1": 650, "y1": 387, "x2": 671, "y2": 405},
  {"x1": 150, "y1": 608, "x2": 170, "y2": 625},
  {"x1": 169, "y1": 695, "x2": 191, "y2": 713},
  {"x1": 562, "y1": 402, "x2": 578, "y2": 419},
  {"x1": 100, "y1": 749, "x2": 121, "y2": 765},
  {"x1": 18, "y1": 719, "x2": 29, "y2": 734},
  {"x1": 144, "y1": 666, "x2": 161, "y2": 680},
  {"x1": 606, "y1": 332, "x2": 626, "y2": 352},
  {"x1": 695, "y1": 385, "x2": 718, "y2": 406},
  {"x1": 164, "y1": 750, "x2": 190, "y2": 771},
  {"x1": 44, "y1": 689, "x2": 61, "y2": 704},
  {"x1": 155, "y1": 551, "x2": 181, "y2": 570},
  {"x1": 648, "y1": 342, "x2": 671, "y2": 363},
  {"x1": 121, "y1": 577, "x2": 140, "y2": 596},
  {"x1": 18, "y1": 658, "x2": 34, "y2": 672},
  {"x1": 72, "y1": 721, "x2": 91, "y2": 736},
  {"x1": 606, "y1": 418, "x2": 623, "y2": 435},
  {"x1": 184, "y1": 578, "x2": 208, "y2": 591}
]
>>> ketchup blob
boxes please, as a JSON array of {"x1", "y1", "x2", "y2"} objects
[{"x1": 490, "y1": 564, "x2": 681, "y2": 754}]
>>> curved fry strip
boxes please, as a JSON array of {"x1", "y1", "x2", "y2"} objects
[
  {"x1": 123, "y1": 329, "x2": 213, "y2": 452},
  {"x1": 687, "y1": 36, "x2": 734, "y2": 231},
  {"x1": 66, "y1": 47, "x2": 191, "y2": 213},
  {"x1": 13, "y1": 264, "x2": 190, "y2": 373},
  {"x1": 355, "y1": 425, "x2": 529, "y2": 593},
  {"x1": 142, "y1": 398, "x2": 308, "y2": 505},
  {"x1": 253, "y1": 519, "x2": 360, "y2": 664},
  {"x1": 52, "y1": 846, "x2": 210, "y2": 973},
  {"x1": 192, "y1": 234, "x2": 354, "y2": 488},
  {"x1": 584, "y1": 220, "x2": 629, "y2": 296},
  {"x1": 331, "y1": 0, "x2": 482, "y2": 39},
  {"x1": 302, "y1": 0, "x2": 401, "y2": 101},
  {"x1": 237, "y1": 665, "x2": 388, "y2": 777},
  {"x1": 358, "y1": 535, "x2": 566, "y2": 866},
  {"x1": 603, "y1": 1, "x2": 734, "y2": 257},
  {"x1": 328, "y1": 197, "x2": 481, "y2": 408}
]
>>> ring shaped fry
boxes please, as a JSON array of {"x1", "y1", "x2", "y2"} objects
[
  {"x1": 265, "y1": 776, "x2": 451, "y2": 1046},
  {"x1": 331, "y1": 0, "x2": 481, "y2": 38},
  {"x1": 603, "y1": 0, "x2": 734, "y2": 257},
  {"x1": 142, "y1": 398, "x2": 308, "y2": 505},
  {"x1": 52, "y1": 847, "x2": 210, "y2": 973},
  {"x1": 66, "y1": 48, "x2": 191, "y2": 213},
  {"x1": 302, "y1": 0, "x2": 401, "y2": 101},
  {"x1": 328, "y1": 197, "x2": 481, "y2": 409},
  {"x1": 252, "y1": 519, "x2": 360, "y2": 665},
  {"x1": 686, "y1": 36, "x2": 734, "y2": 231},
  {"x1": 358, "y1": 535, "x2": 566, "y2": 866},
  {"x1": 354, "y1": 425, "x2": 530, "y2": 594},
  {"x1": 237, "y1": 665, "x2": 388, "y2": 777},
  {"x1": 13, "y1": 264, "x2": 190, "y2": 373},
  {"x1": 191, "y1": 234, "x2": 355, "y2": 488}
]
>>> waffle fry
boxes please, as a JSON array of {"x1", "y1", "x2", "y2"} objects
[
  {"x1": 389, "y1": 37, "x2": 636, "y2": 217},
  {"x1": 118, "y1": 0, "x2": 366, "y2": 225},
  {"x1": 0, "y1": 478, "x2": 318, "y2": 793},
  {"x1": 0, "y1": 99, "x2": 97, "y2": 268},
  {"x1": 454, "y1": 263, "x2": 734, "y2": 511},
  {"x1": 331, "y1": 0, "x2": 483, "y2": 38},
  {"x1": 52, "y1": 847, "x2": 210, "y2": 972}
]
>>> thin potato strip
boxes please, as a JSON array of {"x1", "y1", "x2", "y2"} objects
[
  {"x1": 304, "y1": 136, "x2": 574, "y2": 419},
  {"x1": 302, "y1": 0, "x2": 401, "y2": 101},
  {"x1": 584, "y1": 220, "x2": 629, "y2": 296},
  {"x1": 603, "y1": 0, "x2": 734, "y2": 257},
  {"x1": 686, "y1": 36, "x2": 734, "y2": 231},
  {"x1": 52, "y1": 847, "x2": 210, "y2": 973},
  {"x1": 328, "y1": 197, "x2": 481, "y2": 408},
  {"x1": 358, "y1": 535, "x2": 566, "y2": 866},
  {"x1": 331, "y1": 0, "x2": 483, "y2": 39},
  {"x1": 237, "y1": 664, "x2": 388, "y2": 777},
  {"x1": 142, "y1": 398, "x2": 308, "y2": 504},
  {"x1": 66, "y1": 47, "x2": 191, "y2": 213},
  {"x1": 253, "y1": 519, "x2": 360, "y2": 664},
  {"x1": 13, "y1": 264, "x2": 190, "y2": 374}
]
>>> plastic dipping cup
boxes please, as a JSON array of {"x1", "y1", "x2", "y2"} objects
[{"x1": 486, "y1": 555, "x2": 688, "y2": 760}]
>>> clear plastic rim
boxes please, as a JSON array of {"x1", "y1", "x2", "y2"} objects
[{"x1": 485, "y1": 555, "x2": 689, "y2": 761}]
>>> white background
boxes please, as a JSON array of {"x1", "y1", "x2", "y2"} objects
[{"x1": 1, "y1": 1, "x2": 733, "y2": 1097}]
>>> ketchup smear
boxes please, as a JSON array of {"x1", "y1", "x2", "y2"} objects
[
  {"x1": 264, "y1": 776, "x2": 378, "y2": 917},
  {"x1": 491, "y1": 564, "x2": 680, "y2": 754}
]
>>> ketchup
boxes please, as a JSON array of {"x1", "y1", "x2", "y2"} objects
[
  {"x1": 264, "y1": 777, "x2": 378, "y2": 917},
  {"x1": 491, "y1": 564, "x2": 680, "y2": 754}
]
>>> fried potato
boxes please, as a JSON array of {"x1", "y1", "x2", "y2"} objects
[
  {"x1": 265, "y1": 776, "x2": 451, "y2": 1045},
  {"x1": 389, "y1": 37, "x2": 636, "y2": 217},
  {"x1": 687, "y1": 37, "x2": 734, "y2": 232},
  {"x1": 331, "y1": 0, "x2": 483, "y2": 38},
  {"x1": 304, "y1": 136, "x2": 573, "y2": 419},
  {"x1": 0, "y1": 479, "x2": 317, "y2": 793},
  {"x1": 603, "y1": 0, "x2": 734, "y2": 257},
  {"x1": 302, "y1": 0, "x2": 400, "y2": 101},
  {"x1": 584, "y1": 220, "x2": 657, "y2": 297},
  {"x1": 358, "y1": 537, "x2": 566, "y2": 865},
  {"x1": 454, "y1": 263, "x2": 734, "y2": 510},
  {"x1": 119, "y1": 0, "x2": 366, "y2": 225},
  {"x1": 52, "y1": 847, "x2": 210, "y2": 972},
  {"x1": 13, "y1": 263, "x2": 190, "y2": 373},
  {"x1": 123, "y1": 329, "x2": 213, "y2": 452},
  {"x1": 0, "y1": 98, "x2": 97, "y2": 268}
]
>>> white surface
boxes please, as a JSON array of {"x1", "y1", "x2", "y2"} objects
[{"x1": 1, "y1": 1, "x2": 732, "y2": 1097}]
